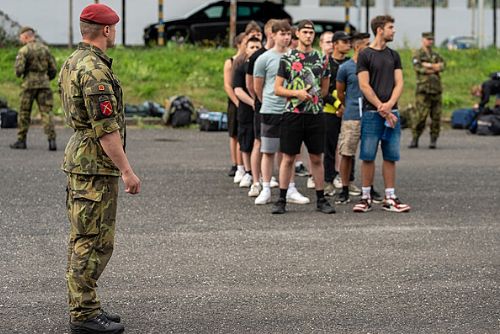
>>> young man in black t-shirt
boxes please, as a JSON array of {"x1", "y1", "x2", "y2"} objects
[{"x1": 355, "y1": 15, "x2": 411, "y2": 213}]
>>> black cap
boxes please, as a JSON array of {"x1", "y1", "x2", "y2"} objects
[
  {"x1": 297, "y1": 20, "x2": 315, "y2": 31},
  {"x1": 332, "y1": 31, "x2": 352, "y2": 42}
]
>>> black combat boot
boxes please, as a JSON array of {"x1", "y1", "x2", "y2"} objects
[
  {"x1": 10, "y1": 140, "x2": 27, "y2": 149},
  {"x1": 48, "y1": 139, "x2": 57, "y2": 151},
  {"x1": 408, "y1": 137, "x2": 418, "y2": 149},
  {"x1": 429, "y1": 136, "x2": 437, "y2": 149},
  {"x1": 70, "y1": 313, "x2": 124, "y2": 334},
  {"x1": 101, "y1": 309, "x2": 121, "y2": 323}
]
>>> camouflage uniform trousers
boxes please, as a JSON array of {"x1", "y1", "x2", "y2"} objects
[
  {"x1": 412, "y1": 92, "x2": 442, "y2": 139},
  {"x1": 66, "y1": 173, "x2": 119, "y2": 321},
  {"x1": 17, "y1": 88, "x2": 56, "y2": 142}
]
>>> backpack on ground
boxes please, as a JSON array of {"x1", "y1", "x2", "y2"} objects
[
  {"x1": 475, "y1": 107, "x2": 500, "y2": 135},
  {"x1": 198, "y1": 109, "x2": 228, "y2": 131},
  {"x1": 163, "y1": 96, "x2": 195, "y2": 128},
  {"x1": 0, "y1": 108, "x2": 18, "y2": 129},
  {"x1": 451, "y1": 108, "x2": 477, "y2": 129}
]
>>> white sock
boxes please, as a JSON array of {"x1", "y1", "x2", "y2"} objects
[
  {"x1": 288, "y1": 182, "x2": 296, "y2": 190},
  {"x1": 237, "y1": 165, "x2": 244, "y2": 173},
  {"x1": 362, "y1": 187, "x2": 371, "y2": 199},
  {"x1": 385, "y1": 188, "x2": 395, "y2": 199},
  {"x1": 262, "y1": 182, "x2": 270, "y2": 190},
  {"x1": 295, "y1": 161, "x2": 303, "y2": 167}
]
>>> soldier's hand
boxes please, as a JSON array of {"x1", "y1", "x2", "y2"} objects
[{"x1": 123, "y1": 170, "x2": 141, "y2": 194}]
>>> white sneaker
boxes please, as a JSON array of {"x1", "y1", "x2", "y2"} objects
[
  {"x1": 248, "y1": 183, "x2": 261, "y2": 197},
  {"x1": 255, "y1": 188, "x2": 271, "y2": 205},
  {"x1": 233, "y1": 170, "x2": 245, "y2": 184},
  {"x1": 348, "y1": 183, "x2": 362, "y2": 196},
  {"x1": 333, "y1": 175, "x2": 342, "y2": 189},
  {"x1": 286, "y1": 187, "x2": 310, "y2": 204},
  {"x1": 239, "y1": 173, "x2": 252, "y2": 188},
  {"x1": 270, "y1": 176, "x2": 279, "y2": 188},
  {"x1": 307, "y1": 176, "x2": 315, "y2": 189}
]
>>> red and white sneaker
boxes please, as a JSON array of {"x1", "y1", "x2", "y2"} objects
[
  {"x1": 353, "y1": 197, "x2": 372, "y2": 213},
  {"x1": 382, "y1": 197, "x2": 411, "y2": 213}
]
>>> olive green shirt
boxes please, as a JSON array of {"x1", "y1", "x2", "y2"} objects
[
  {"x1": 412, "y1": 47, "x2": 445, "y2": 95},
  {"x1": 15, "y1": 40, "x2": 57, "y2": 89},
  {"x1": 59, "y1": 43, "x2": 125, "y2": 176}
]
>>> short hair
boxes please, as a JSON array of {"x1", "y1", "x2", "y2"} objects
[
  {"x1": 370, "y1": 15, "x2": 395, "y2": 35},
  {"x1": 245, "y1": 21, "x2": 262, "y2": 35},
  {"x1": 265, "y1": 19, "x2": 279, "y2": 34},
  {"x1": 319, "y1": 31, "x2": 333, "y2": 42},
  {"x1": 80, "y1": 21, "x2": 103, "y2": 39},
  {"x1": 246, "y1": 36, "x2": 262, "y2": 45},
  {"x1": 233, "y1": 32, "x2": 246, "y2": 48},
  {"x1": 351, "y1": 32, "x2": 370, "y2": 45},
  {"x1": 291, "y1": 26, "x2": 298, "y2": 40},
  {"x1": 271, "y1": 20, "x2": 292, "y2": 33}
]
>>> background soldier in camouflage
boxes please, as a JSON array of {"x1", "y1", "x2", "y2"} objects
[
  {"x1": 59, "y1": 4, "x2": 140, "y2": 334},
  {"x1": 409, "y1": 32, "x2": 445, "y2": 149},
  {"x1": 10, "y1": 26, "x2": 57, "y2": 150}
]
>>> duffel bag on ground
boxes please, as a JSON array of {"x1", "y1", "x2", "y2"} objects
[
  {"x1": 0, "y1": 108, "x2": 18, "y2": 129},
  {"x1": 198, "y1": 111, "x2": 228, "y2": 131},
  {"x1": 451, "y1": 108, "x2": 476, "y2": 129},
  {"x1": 476, "y1": 113, "x2": 500, "y2": 136}
]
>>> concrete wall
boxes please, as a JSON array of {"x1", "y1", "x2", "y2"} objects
[{"x1": 1, "y1": 0, "x2": 498, "y2": 47}]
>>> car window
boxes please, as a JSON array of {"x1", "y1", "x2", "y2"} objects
[
  {"x1": 237, "y1": 5, "x2": 252, "y2": 17},
  {"x1": 204, "y1": 5, "x2": 224, "y2": 19}
]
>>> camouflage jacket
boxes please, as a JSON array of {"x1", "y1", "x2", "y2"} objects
[
  {"x1": 412, "y1": 47, "x2": 445, "y2": 94},
  {"x1": 59, "y1": 43, "x2": 125, "y2": 176},
  {"x1": 15, "y1": 40, "x2": 57, "y2": 89}
]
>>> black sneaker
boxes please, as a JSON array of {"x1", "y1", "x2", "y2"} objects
[
  {"x1": 335, "y1": 191, "x2": 350, "y2": 204},
  {"x1": 228, "y1": 165, "x2": 237, "y2": 177},
  {"x1": 316, "y1": 197, "x2": 336, "y2": 214},
  {"x1": 10, "y1": 140, "x2": 26, "y2": 149},
  {"x1": 49, "y1": 139, "x2": 57, "y2": 151},
  {"x1": 70, "y1": 313, "x2": 124, "y2": 334},
  {"x1": 370, "y1": 187, "x2": 383, "y2": 204},
  {"x1": 294, "y1": 163, "x2": 309, "y2": 177},
  {"x1": 272, "y1": 198, "x2": 286, "y2": 214},
  {"x1": 101, "y1": 310, "x2": 121, "y2": 323}
]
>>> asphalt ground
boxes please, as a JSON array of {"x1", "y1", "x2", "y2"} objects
[{"x1": 0, "y1": 126, "x2": 499, "y2": 334}]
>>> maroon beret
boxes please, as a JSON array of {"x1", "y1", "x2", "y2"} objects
[{"x1": 80, "y1": 4, "x2": 120, "y2": 25}]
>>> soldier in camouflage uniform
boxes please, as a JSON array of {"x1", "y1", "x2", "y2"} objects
[
  {"x1": 59, "y1": 4, "x2": 140, "y2": 334},
  {"x1": 409, "y1": 32, "x2": 445, "y2": 149},
  {"x1": 10, "y1": 26, "x2": 57, "y2": 150}
]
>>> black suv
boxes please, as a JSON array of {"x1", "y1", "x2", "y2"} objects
[{"x1": 143, "y1": 0, "x2": 292, "y2": 45}]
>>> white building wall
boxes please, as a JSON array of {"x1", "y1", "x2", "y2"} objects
[{"x1": 0, "y1": 0, "x2": 498, "y2": 47}]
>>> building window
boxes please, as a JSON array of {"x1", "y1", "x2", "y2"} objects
[
  {"x1": 285, "y1": 0, "x2": 301, "y2": 5},
  {"x1": 393, "y1": 0, "x2": 448, "y2": 7},
  {"x1": 320, "y1": 0, "x2": 375, "y2": 6},
  {"x1": 467, "y1": 0, "x2": 495, "y2": 8}
]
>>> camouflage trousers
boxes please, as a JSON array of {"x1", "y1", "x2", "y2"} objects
[
  {"x1": 411, "y1": 93, "x2": 442, "y2": 139},
  {"x1": 66, "y1": 173, "x2": 119, "y2": 321},
  {"x1": 17, "y1": 88, "x2": 56, "y2": 141}
]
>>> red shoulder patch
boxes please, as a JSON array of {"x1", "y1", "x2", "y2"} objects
[
  {"x1": 100, "y1": 101, "x2": 113, "y2": 117},
  {"x1": 98, "y1": 84, "x2": 105, "y2": 91}
]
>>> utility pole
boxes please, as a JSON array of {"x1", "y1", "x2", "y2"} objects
[
  {"x1": 229, "y1": 0, "x2": 237, "y2": 47},
  {"x1": 122, "y1": 0, "x2": 126, "y2": 46},
  {"x1": 68, "y1": 0, "x2": 73, "y2": 48},
  {"x1": 356, "y1": 0, "x2": 361, "y2": 33},
  {"x1": 431, "y1": 0, "x2": 435, "y2": 36},
  {"x1": 494, "y1": 0, "x2": 497, "y2": 48},
  {"x1": 345, "y1": 0, "x2": 351, "y2": 33},
  {"x1": 365, "y1": 0, "x2": 370, "y2": 33},
  {"x1": 158, "y1": 0, "x2": 164, "y2": 46}
]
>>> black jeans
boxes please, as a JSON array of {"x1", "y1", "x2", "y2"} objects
[{"x1": 323, "y1": 113, "x2": 355, "y2": 183}]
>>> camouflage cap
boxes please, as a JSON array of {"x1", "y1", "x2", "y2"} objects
[
  {"x1": 422, "y1": 32, "x2": 434, "y2": 39},
  {"x1": 19, "y1": 26, "x2": 35, "y2": 35}
]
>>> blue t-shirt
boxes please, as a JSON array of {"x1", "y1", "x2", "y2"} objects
[
  {"x1": 253, "y1": 49, "x2": 286, "y2": 115},
  {"x1": 336, "y1": 59, "x2": 363, "y2": 121}
]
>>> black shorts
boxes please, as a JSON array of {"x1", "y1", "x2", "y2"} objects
[
  {"x1": 254, "y1": 111, "x2": 261, "y2": 139},
  {"x1": 280, "y1": 112, "x2": 325, "y2": 155},
  {"x1": 238, "y1": 122, "x2": 255, "y2": 153},
  {"x1": 227, "y1": 100, "x2": 238, "y2": 137}
]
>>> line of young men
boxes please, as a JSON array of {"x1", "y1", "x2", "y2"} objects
[{"x1": 225, "y1": 16, "x2": 411, "y2": 214}]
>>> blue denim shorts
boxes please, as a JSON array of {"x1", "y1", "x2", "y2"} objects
[{"x1": 359, "y1": 110, "x2": 401, "y2": 162}]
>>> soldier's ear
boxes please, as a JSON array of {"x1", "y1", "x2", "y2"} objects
[{"x1": 104, "y1": 25, "x2": 110, "y2": 36}]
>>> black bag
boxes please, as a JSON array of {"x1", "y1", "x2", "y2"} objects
[
  {"x1": 476, "y1": 113, "x2": 500, "y2": 136},
  {"x1": 0, "y1": 108, "x2": 18, "y2": 129},
  {"x1": 198, "y1": 110, "x2": 228, "y2": 131},
  {"x1": 167, "y1": 96, "x2": 195, "y2": 128}
]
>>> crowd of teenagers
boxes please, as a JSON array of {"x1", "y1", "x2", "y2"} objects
[{"x1": 223, "y1": 16, "x2": 411, "y2": 215}]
